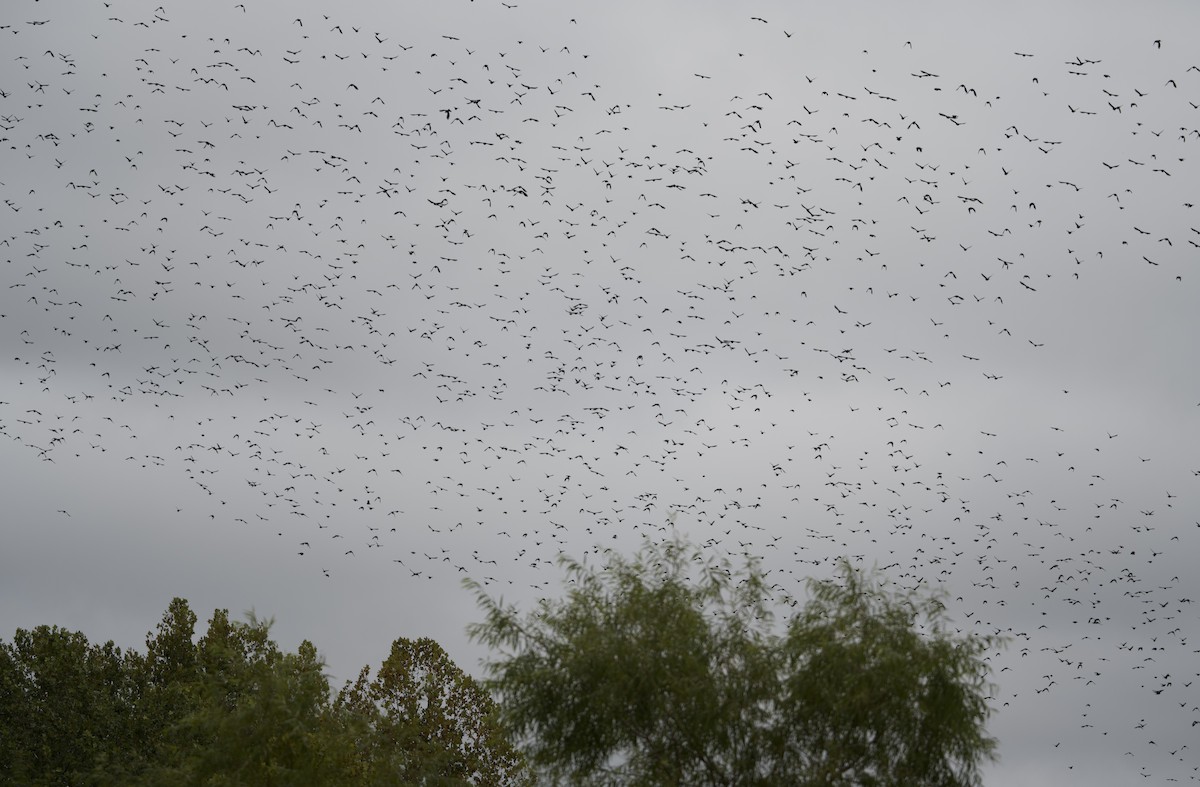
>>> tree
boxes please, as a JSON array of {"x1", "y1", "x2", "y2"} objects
[
  {"x1": 150, "y1": 609, "x2": 361, "y2": 787},
  {"x1": 0, "y1": 624, "x2": 143, "y2": 786},
  {"x1": 120, "y1": 596, "x2": 202, "y2": 779},
  {"x1": 0, "y1": 600, "x2": 529, "y2": 787},
  {"x1": 466, "y1": 535, "x2": 1004, "y2": 787},
  {"x1": 336, "y1": 637, "x2": 530, "y2": 786}
]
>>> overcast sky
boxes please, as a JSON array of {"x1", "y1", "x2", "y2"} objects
[{"x1": 2, "y1": 0, "x2": 1199, "y2": 783}]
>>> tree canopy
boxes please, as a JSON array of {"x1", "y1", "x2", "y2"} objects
[
  {"x1": 467, "y1": 536, "x2": 1004, "y2": 786},
  {"x1": 2, "y1": 538, "x2": 1002, "y2": 786},
  {"x1": 0, "y1": 601, "x2": 528, "y2": 787}
]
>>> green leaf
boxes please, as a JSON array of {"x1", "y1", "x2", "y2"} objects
[{"x1": 469, "y1": 536, "x2": 1004, "y2": 787}]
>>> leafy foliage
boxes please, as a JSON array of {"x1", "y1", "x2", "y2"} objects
[
  {"x1": 467, "y1": 535, "x2": 1003, "y2": 786},
  {"x1": 0, "y1": 601, "x2": 528, "y2": 787},
  {"x1": 337, "y1": 638, "x2": 528, "y2": 786},
  {"x1": 0, "y1": 625, "x2": 142, "y2": 786}
]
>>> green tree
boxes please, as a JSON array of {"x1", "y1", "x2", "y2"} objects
[
  {"x1": 148, "y1": 608, "x2": 363, "y2": 787},
  {"x1": 778, "y1": 566, "x2": 1001, "y2": 785},
  {"x1": 467, "y1": 536, "x2": 1003, "y2": 787},
  {"x1": 336, "y1": 637, "x2": 530, "y2": 787},
  {"x1": 0, "y1": 624, "x2": 142, "y2": 786},
  {"x1": 111, "y1": 597, "x2": 203, "y2": 782},
  {"x1": 0, "y1": 600, "x2": 528, "y2": 787}
]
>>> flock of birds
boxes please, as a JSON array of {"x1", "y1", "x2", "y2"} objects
[{"x1": 2, "y1": 0, "x2": 1198, "y2": 782}]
